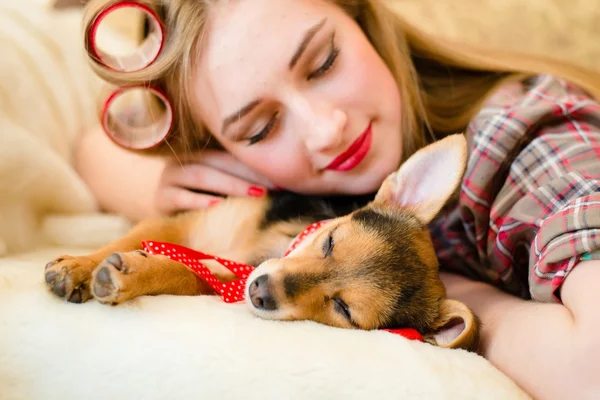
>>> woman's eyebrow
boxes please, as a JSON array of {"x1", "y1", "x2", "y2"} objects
[
  {"x1": 220, "y1": 17, "x2": 328, "y2": 137},
  {"x1": 289, "y1": 17, "x2": 327, "y2": 69},
  {"x1": 221, "y1": 99, "x2": 260, "y2": 136}
]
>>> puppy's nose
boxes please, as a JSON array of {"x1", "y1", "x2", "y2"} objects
[{"x1": 249, "y1": 274, "x2": 277, "y2": 311}]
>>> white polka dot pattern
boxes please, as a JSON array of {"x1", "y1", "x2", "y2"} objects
[{"x1": 141, "y1": 241, "x2": 253, "y2": 303}]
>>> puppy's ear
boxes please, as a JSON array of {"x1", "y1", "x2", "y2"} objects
[
  {"x1": 373, "y1": 134, "x2": 467, "y2": 224},
  {"x1": 423, "y1": 299, "x2": 480, "y2": 353}
]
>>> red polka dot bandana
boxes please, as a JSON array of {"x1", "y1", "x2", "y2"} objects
[
  {"x1": 143, "y1": 241, "x2": 251, "y2": 303},
  {"x1": 141, "y1": 222, "x2": 423, "y2": 342},
  {"x1": 141, "y1": 222, "x2": 328, "y2": 303}
]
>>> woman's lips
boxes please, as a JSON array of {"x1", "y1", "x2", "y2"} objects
[{"x1": 325, "y1": 123, "x2": 372, "y2": 171}]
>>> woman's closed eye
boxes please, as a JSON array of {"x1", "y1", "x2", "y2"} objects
[
  {"x1": 247, "y1": 112, "x2": 279, "y2": 145},
  {"x1": 307, "y1": 33, "x2": 340, "y2": 80},
  {"x1": 245, "y1": 33, "x2": 340, "y2": 146}
]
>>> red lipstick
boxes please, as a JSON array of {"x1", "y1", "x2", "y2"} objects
[{"x1": 325, "y1": 123, "x2": 372, "y2": 171}]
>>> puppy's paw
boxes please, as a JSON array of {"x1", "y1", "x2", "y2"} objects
[
  {"x1": 44, "y1": 255, "x2": 97, "y2": 303},
  {"x1": 91, "y1": 250, "x2": 148, "y2": 305}
]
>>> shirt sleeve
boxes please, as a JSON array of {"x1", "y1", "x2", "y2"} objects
[
  {"x1": 431, "y1": 75, "x2": 600, "y2": 303},
  {"x1": 528, "y1": 192, "x2": 600, "y2": 302},
  {"x1": 486, "y1": 79, "x2": 600, "y2": 303}
]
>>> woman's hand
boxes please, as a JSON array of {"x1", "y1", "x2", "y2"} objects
[
  {"x1": 75, "y1": 126, "x2": 276, "y2": 221},
  {"x1": 155, "y1": 150, "x2": 275, "y2": 215}
]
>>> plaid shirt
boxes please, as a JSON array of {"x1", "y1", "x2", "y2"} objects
[{"x1": 429, "y1": 74, "x2": 600, "y2": 303}]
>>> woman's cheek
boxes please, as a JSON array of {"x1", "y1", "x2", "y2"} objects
[
  {"x1": 242, "y1": 146, "x2": 302, "y2": 183},
  {"x1": 265, "y1": 151, "x2": 303, "y2": 182}
]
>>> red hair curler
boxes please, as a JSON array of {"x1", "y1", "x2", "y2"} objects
[
  {"x1": 87, "y1": 1, "x2": 165, "y2": 72},
  {"x1": 88, "y1": 2, "x2": 175, "y2": 149},
  {"x1": 101, "y1": 85, "x2": 173, "y2": 150}
]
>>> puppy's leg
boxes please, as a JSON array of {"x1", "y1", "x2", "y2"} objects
[
  {"x1": 89, "y1": 196, "x2": 277, "y2": 305},
  {"x1": 90, "y1": 250, "x2": 231, "y2": 305},
  {"x1": 44, "y1": 214, "x2": 195, "y2": 303}
]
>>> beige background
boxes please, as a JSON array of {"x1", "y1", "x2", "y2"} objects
[
  {"x1": 92, "y1": 0, "x2": 599, "y2": 72},
  {"x1": 394, "y1": 0, "x2": 599, "y2": 72},
  {"x1": 65, "y1": 0, "x2": 600, "y2": 72}
]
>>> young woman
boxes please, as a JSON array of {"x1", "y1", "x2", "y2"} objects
[{"x1": 79, "y1": 0, "x2": 600, "y2": 398}]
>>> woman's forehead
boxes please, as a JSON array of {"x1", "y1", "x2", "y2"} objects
[
  {"x1": 193, "y1": 0, "x2": 339, "y2": 128},
  {"x1": 200, "y1": 0, "x2": 334, "y2": 71}
]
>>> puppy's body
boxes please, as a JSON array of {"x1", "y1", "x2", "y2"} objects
[
  {"x1": 186, "y1": 191, "x2": 376, "y2": 266},
  {"x1": 45, "y1": 135, "x2": 480, "y2": 352},
  {"x1": 44, "y1": 192, "x2": 374, "y2": 306}
]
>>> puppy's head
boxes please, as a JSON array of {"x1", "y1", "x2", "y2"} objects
[{"x1": 245, "y1": 134, "x2": 479, "y2": 351}]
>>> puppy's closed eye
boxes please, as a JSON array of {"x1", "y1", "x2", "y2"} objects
[
  {"x1": 322, "y1": 233, "x2": 334, "y2": 257},
  {"x1": 321, "y1": 225, "x2": 338, "y2": 257},
  {"x1": 333, "y1": 297, "x2": 350, "y2": 320}
]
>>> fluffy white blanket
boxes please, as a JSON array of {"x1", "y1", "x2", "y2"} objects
[
  {"x1": 0, "y1": 2, "x2": 530, "y2": 399},
  {"x1": 1, "y1": 246, "x2": 529, "y2": 400},
  {"x1": 0, "y1": 0, "x2": 126, "y2": 255}
]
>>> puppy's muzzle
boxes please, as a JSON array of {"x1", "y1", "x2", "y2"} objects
[{"x1": 248, "y1": 274, "x2": 277, "y2": 311}]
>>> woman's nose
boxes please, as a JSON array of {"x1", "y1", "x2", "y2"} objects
[{"x1": 302, "y1": 106, "x2": 347, "y2": 153}]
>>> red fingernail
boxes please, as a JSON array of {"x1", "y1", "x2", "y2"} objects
[
  {"x1": 248, "y1": 186, "x2": 266, "y2": 197},
  {"x1": 208, "y1": 199, "x2": 221, "y2": 207}
]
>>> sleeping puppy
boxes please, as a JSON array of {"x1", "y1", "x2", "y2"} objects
[{"x1": 44, "y1": 134, "x2": 479, "y2": 352}]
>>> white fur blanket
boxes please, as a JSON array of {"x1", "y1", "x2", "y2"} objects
[
  {"x1": 0, "y1": 0, "x2": 131, "y2": 255},
  {"x1": 1, "y1": 247, "x2": 529, "y2": 400},
  {"x1": 0, "y1": 2, "x2": 530, "y2": 399}
]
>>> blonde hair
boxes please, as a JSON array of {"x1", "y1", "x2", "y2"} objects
[{"x1": 83, "y1": 0, "x2": 600, "y2": 161}]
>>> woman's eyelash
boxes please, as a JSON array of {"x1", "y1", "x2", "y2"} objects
[
  {"x1": 247, "y1": 112, "x2": 279, "y2": 145},
  {"x1": 307, "y1": 35, "x2": 340, "y2": 80}
]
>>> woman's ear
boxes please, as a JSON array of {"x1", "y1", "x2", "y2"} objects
[
  {"x1": 373, "y1": 134, "x2": 467, "y2": 224},
  {"x1": 423, "y1": 299, "x2": 481, "y2": 353}
]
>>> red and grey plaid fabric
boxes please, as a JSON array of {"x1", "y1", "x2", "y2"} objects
[{"x1": 429, "y1": 74, "x2": 600, "y2": 303}]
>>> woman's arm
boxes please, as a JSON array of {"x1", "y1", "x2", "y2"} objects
[
  {"x1": 74, "y1": 125, "x2": 166, "y2": 221},
  {"x1": 441, "y1": 263, "x2": 600, "y2": 400},
  {"x1": 74, "y1": 126, "x2": 271, "y2": 221},
  {"x1": 432, "y1": 76, "x2": 600, "y2": 399}
]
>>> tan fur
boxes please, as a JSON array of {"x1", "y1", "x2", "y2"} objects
[
  {"x1": 45, "y1": 212, "x2": 196, "y2": 303},
  {"x1": 241, "y1": 135, "x2": 479, "y2": 350},
  {"x1": 44, "y1": 134, "x2": 480, "y2": 351},
  {"x1": 45, "y1": 196, "x2": 307, "y2": 304},
  {"x1": 251, "y1": 210, "x2": 469, "y2": 338},
  {"x1": 186, "y1": 197, "x2": 305, "y2": 270},
  {"x1": 428, "y1": 299, "x2": 481, "y2": 353},
  {"x1": 253, "y1": 216, "x2": 402, "y2": 330},
  {"x1": 91, "y1": 251, "x2": 203, "y2": 305}
]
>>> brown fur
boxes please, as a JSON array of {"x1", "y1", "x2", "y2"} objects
[{"x1": 44, "y1": 134, "x2": 480, "y2": 352}]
